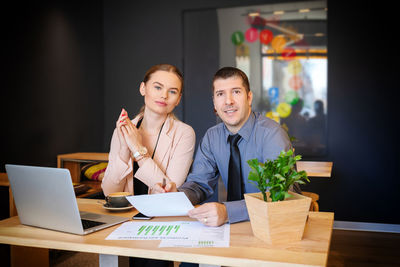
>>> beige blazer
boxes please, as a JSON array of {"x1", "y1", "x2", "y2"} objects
[{"x1": 101, "y1": 114, "x2": 196, "y2": 196}]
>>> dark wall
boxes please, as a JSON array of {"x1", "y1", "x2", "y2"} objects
[
  {"x1": 0, "y1": 1, "x2": 105, "y2": 264},
  {"x1": 310, "y1": 2, "x2": 399, "y2": 223},
  {"x1": 1, "y1": 1, "x2": 105, "y2": 171},
  {"x1": 183, "y1": 9, "x2": 220, "y2": 149}
]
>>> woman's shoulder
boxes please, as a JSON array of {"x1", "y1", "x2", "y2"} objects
[{"x1": 167, "y1": 116, "x2": 195, "y2": 137}]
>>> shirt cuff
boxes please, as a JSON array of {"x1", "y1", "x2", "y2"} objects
[
  {"x1": 223, "y1": 199, "x2": 250, "y2": 224},
  {"x1": 178, "y1": 182, "x2": 207, "y2": 205}
]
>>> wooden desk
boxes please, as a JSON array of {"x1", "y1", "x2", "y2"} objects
[{"x1": 0, "y1": 199, "x2": 334, "y2": 266}]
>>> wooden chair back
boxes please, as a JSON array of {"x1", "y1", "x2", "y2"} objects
[{"x1": 296, "y1": 161, "x2": 333, "y2": 211}]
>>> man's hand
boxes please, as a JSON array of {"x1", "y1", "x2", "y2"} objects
[
  {"x1": 188, "y1": 202, "x2": 228, "y2": 227},
  {"x1": 151, "y1": 181, "x2": 177, "y2": 194}
]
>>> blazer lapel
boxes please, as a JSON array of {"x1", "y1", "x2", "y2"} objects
[{"x1": 153, "y1": 115, "x2": 173, "y2": 167}]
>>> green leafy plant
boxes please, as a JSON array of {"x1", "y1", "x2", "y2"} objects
[{"x1": 247, "y1": 150, "x2": 309, "y2": 202}]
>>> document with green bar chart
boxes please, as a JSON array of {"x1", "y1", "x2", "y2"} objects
[{"x1": 106, "y1": 221, "x2": 230, "y2": 247}]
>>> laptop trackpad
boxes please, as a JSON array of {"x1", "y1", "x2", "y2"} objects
[{"x1": 80, "y1": 211, "x2": 103, "y2": 220}]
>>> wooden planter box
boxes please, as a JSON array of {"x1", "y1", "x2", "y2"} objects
[{"x1": 244, "y1": 191, "x2": 311, "y2": 244}]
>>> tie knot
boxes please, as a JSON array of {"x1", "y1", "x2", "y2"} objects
[{"x1": 228, "y1": 134, "x2": 241, "y2": 146}]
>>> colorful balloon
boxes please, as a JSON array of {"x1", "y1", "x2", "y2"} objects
[
  {"x1": 288, "y1": 60, "x2": 302, "y2": 75},
  {"x1": 284, "y1": 90, "x2": 299, "y2": 105},
  {"x1": 231, "y1": 31, "x2": 244, "y2": 46},
  {"x1": 289, "y1": 75, "x2": 303, "y2": 90},
  {"x1": 259, "y1": 29, "x2": 273, "y2": 45},
  {"x1": 281, "y1": 47, "x2": 296, "y2": 61},
  {"x1": 245, "y1": 28, "x2": 258, "y2": 42},
  {"x1": 271, "y1": 36, "x2": 287, "y2": 52},
  {"x1": 277, "y1": 102, "x2": 292, "y2": 118},
  {"x1": 268, "y1": 87, "x2": 279, "y2": 99}
]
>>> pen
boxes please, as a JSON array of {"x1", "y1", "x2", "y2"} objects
[{"x1": 162, "y1": 178, "x2": 166, "y2": 188}]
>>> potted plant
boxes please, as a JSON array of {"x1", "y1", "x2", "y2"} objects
[{"x1": 244, "y1": 149, "x2": 311, "y2": 244}]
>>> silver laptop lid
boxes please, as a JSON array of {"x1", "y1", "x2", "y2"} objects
[{"x1": 5, "y1": 164, "x2": 127, "y2": 235}]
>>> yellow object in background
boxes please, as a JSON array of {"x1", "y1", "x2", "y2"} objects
[
  {"x1": 277, "y1": 103, "x2": 292, "y2": 118},
  {"x1": 82, "y1": 162, "x2": 108, "y2": 181},
  {"x1": 288, "y1": 60, "x2": 302, "y2": 75},
  {"x1": 266, "y1": 111, "x2": 280, "y2": 123}
]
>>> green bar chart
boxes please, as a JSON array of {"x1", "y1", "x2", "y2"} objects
[
  {"x1": 106, "y1": 221, "x2": 230, "y2": 248},
  {"x1": 137, "y1": 224, "x2": 183, "y2": 237}
]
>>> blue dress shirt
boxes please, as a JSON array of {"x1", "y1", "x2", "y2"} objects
[{"x1": 179, "y1": 112, "x2": 292, "y2": 223}]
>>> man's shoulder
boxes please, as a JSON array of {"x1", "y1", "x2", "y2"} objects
[
  {"x1": 253, "y1": 113, "x2": 290, "y2": 146},
  {"x1": 199, "y1": 122, "x2": 226, "y2": 145},
  {"x1": 254, "y1": 113, "x2": 281, "y2": 132},
  {"x1": 205, "y1": 122, "x2": 225, "y2": 136}
]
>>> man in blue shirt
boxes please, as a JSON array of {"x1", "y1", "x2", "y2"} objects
[{"x1": 154, "y1": 67, "x2": 292, "y2": 226}]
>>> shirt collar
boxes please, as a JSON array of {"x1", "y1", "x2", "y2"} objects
[{"x1": 224, "y1": 111, "x2": 256, "y2": 143}]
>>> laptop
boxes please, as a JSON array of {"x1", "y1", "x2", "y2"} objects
[{"x1": 5, "y1": 164, "x2": 129, "y2": 235}]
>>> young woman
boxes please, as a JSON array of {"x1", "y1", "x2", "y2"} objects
[{"x1": 101, "y1": 64, "x2": 195, "y2": 197}]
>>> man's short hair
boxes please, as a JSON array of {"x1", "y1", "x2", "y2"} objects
[{"x1": 212, "y1": 67, "x2": 250, "y2": 93}]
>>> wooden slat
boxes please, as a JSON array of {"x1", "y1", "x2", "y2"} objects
[
  {"x1": 0, "y1": 173, "x2": 17, "y2": 217},
  {"x1": 57, "y1": 153, "x2": 109, "y2": 165},
  {"x1": 302, "y1": 191, "x2": 320, "y2": 211},
  {"x1": 0, "y1": 172, "x2": 9, "y2": 186},
  {"x1": 63, "y1": 161, "x2": 81, "y2": 183},
  {"x1": 296, "y1": 161, "x2": 333, "y2": 177}
]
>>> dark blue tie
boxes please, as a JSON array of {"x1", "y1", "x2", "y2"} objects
[{"x1": 227, "y1": 134, "x2": 243, "y2": 201}]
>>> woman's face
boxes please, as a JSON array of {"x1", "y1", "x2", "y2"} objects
[{"x1": 140, "y1": 70, "x2": 182, "y2": 116}]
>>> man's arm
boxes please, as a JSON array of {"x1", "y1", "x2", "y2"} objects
[
  {"x1": 223, "y1": 200, "x2": 249, "y2": 223},
  {"x1": 264, "y1": 125, "x2": 302, "y2": 193},
  {"x1": 177, "y1": 134, "x2": 220, "y2": 205},
  {"x1": 152, "y1": 133, "x2": 220, "y2": 205},
  {"x1": 263, "y1": 125, "x2": 293, "y2": 160},
  {"x1": 153, "y1": 133, "x2": 228, "y2": 226},
  {"x1": 152, "y1": 179, "x2": 229, "y2": 227}
]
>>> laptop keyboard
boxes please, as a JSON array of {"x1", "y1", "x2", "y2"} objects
[{"x1": 81, "y1": 219, "x2": 106, "y2": 230}]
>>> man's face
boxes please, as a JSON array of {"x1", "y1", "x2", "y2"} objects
[{"x1": 213, "y1": 76, "x2": 253, "y2": 133}]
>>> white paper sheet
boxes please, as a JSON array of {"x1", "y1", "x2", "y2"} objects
[
  {"x1": 105, "y1": 221, "x2": 230, "y2": 248},
  {"x1": 126, "y1": 192, "x2": 194, "y2": 217}
]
